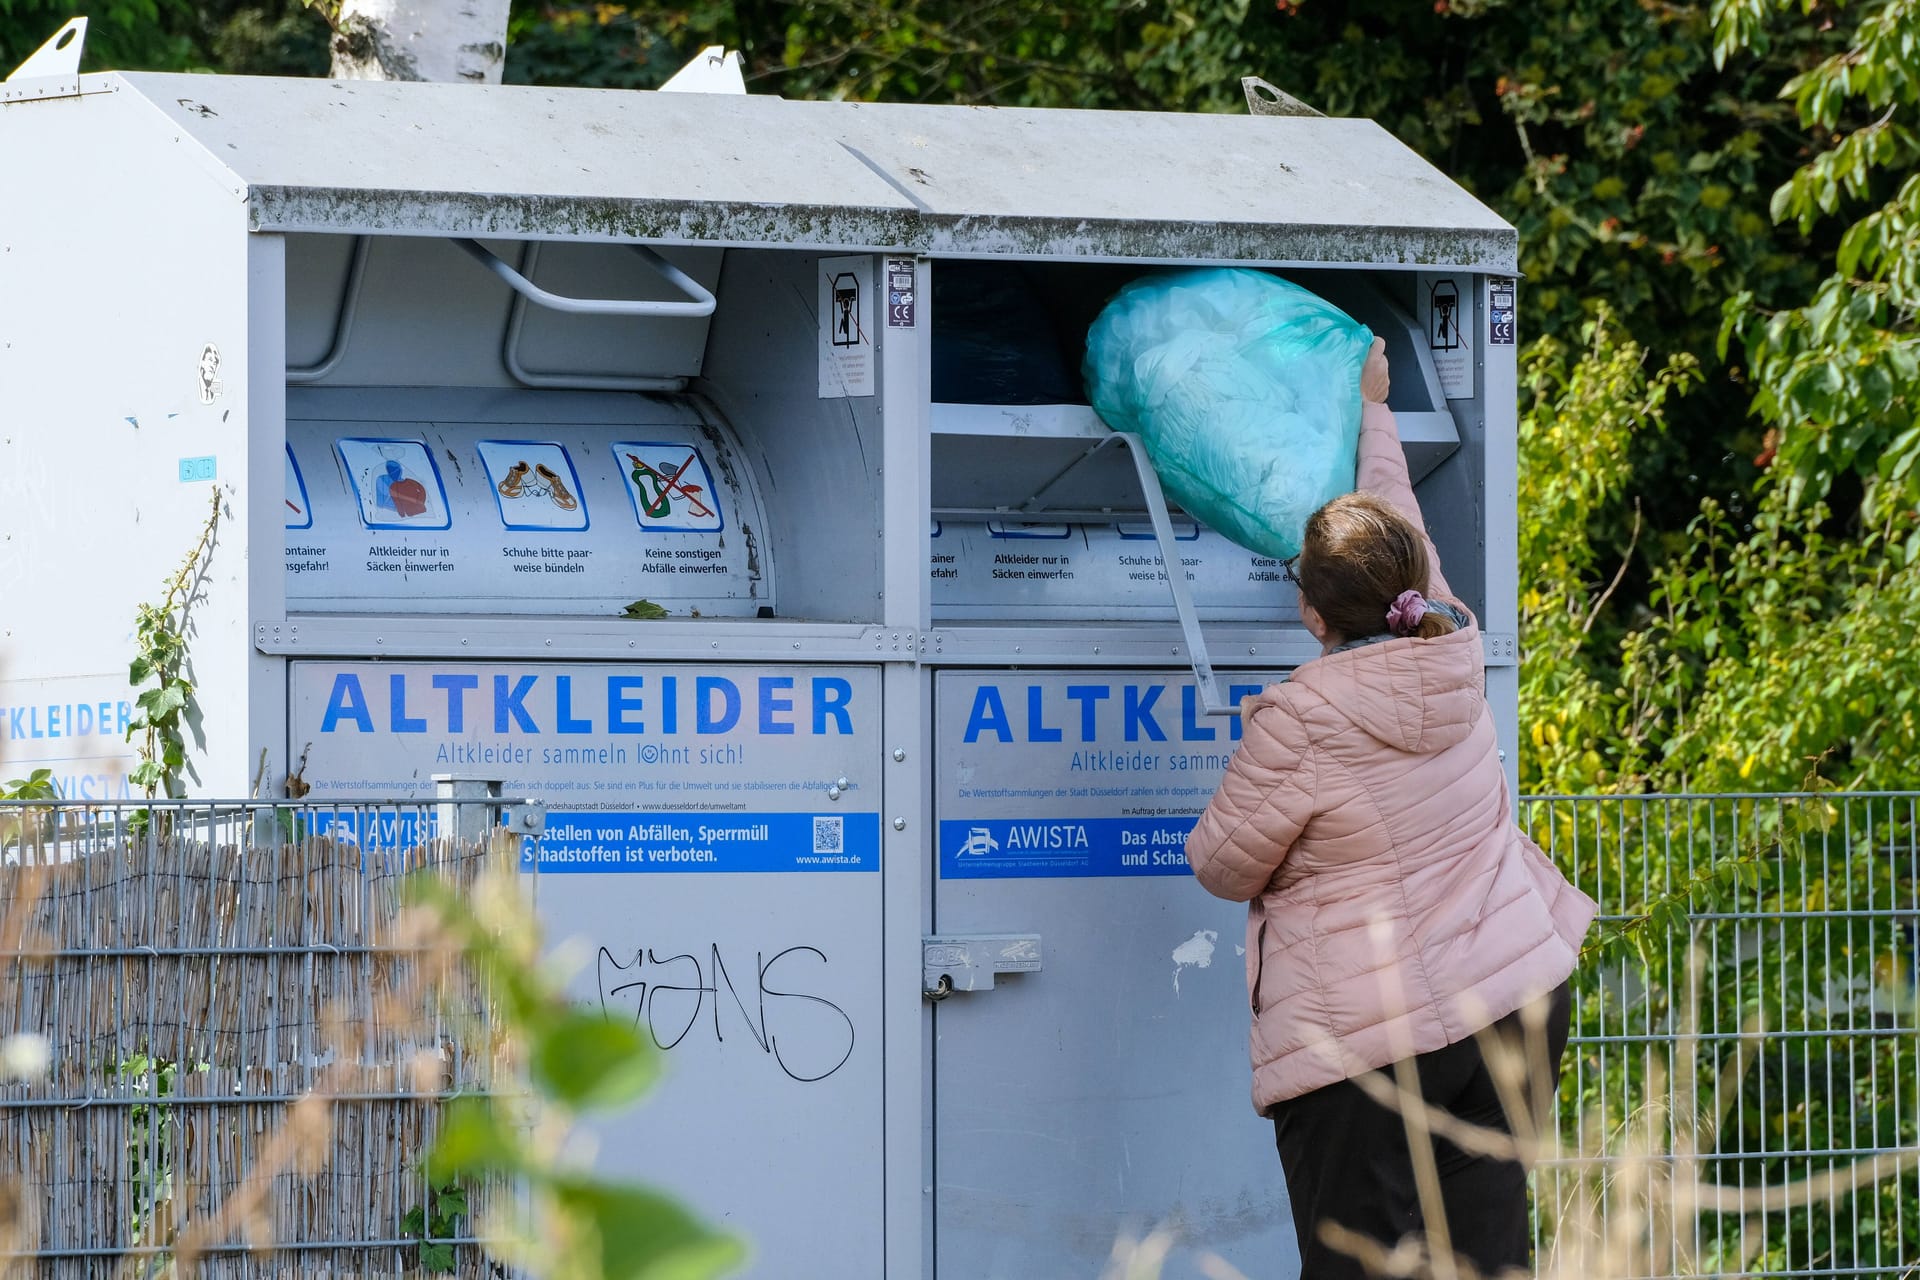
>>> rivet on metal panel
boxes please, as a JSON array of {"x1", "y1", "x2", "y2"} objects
[
  {"x1": 827, "y1": 786, "x2": 841, "y2": 801},
  {"x1": 712, "y1": 642, "x2": 719, "y2": 649},
  {"x1": 461, "y1": 638, "x2": 469, "y2": 646},
  {"x1": 1498, "y1": 749, "x2": 1508, "y2": 762},
  {"x1": 1249, "y1": 647, "x2": 1257, "y2": 655},
  {"x1": 892, "y1": 817, "x2": 906, "y2": 831},
  {"x1": 376, "y1": 637, "x2": 383, "y2": 645},
  {"x1": 793, "y1": 642, "x2": 801, "y2": 650},
  {"x1": 836, "y1": 777, "x2": 849, "y2": 789},
  {"x1": 1014, "y1": 646, "x2": 1022, "y2": 654},
  {"x1": 893, "y1": 748, "x2": 907, "y2": 762},
  {"x1": 1093, "y1": 646, "x2": 1101, "y2": 654},
  {"x1": 545, "y1": 639, "x2": 553, "y2": 647}
]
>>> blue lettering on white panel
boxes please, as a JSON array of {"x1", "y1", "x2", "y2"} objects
[
  {"x1": 314, "y1": 670, "x2": 866, "y2": 738},
  {"x1": 938, "y1": 673, "x2": 1286, "y2": 880},
  {"x1": 321, "y1": 674, "x2": 374, "y2": 733},
  {"x1": 304, "y1": 809, "x2": 439, "y2": 850},
  {"x1": 494, "y1": 675, "x2": 538, "y2": 733},
  {"x1": 953, "y1": 679, "x2": 1265, "y2": 745},
  {"x1": 813, "y1": 678, "x2": 853, "y2": 735},
  {"x1": 390, "y1": 674, "x2": 427, "y2": 733},
  {"x1": 698, "y1": 676, "x2": 740, "y2": 734},
  {"x1": 433, "y1": 674, "x2": 479, "y2": 731},
  {"x1": 532, "y1": 812, "x2": 880, "y2": 874},
  {"x1": 0, "y1": 699, "x2": 137, "y2": 744},
  {"x1": 1123, "y1": 685, "x2": 1167, "y2": 742},
  {"x1": 939, "y1": 817, "x2": 1198, "y2": 880}
]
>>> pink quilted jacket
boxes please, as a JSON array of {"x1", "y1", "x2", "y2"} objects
[{"x1": 1186, "y1": 403, "x2": 1596, "y2": 1111}]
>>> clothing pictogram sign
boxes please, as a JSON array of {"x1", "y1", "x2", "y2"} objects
[
  {"x1": 336, "y1": 438, "x2": 451, "y2": 530},
  {"x1": 478, "y1": 441, "x2": 588, "y2": 531},
  {"x1": 613, "y1": 442, "x2": 724, "y2": 532}
]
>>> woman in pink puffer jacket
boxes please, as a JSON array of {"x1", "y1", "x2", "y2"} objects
[{"x1": 1185, "y1": 341, "x2": 1596, "y2": 1279}]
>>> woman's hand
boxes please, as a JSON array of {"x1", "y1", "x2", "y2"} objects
[{"x1": 1361, "y1": 336, "x2": 1390, "y2": 405}]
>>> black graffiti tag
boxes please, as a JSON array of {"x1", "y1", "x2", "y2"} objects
[{"x1": 596, "y1": 942, "x2": 856, "y2": 1084}]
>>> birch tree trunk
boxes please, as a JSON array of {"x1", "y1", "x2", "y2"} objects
[{"x1": 330, "y1": 0, "x2": 509, "y2": 83}]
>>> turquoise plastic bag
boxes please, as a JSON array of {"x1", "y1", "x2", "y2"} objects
[{"x1": 1083, "y1": 268, "x2": 1374, "y2": 560}]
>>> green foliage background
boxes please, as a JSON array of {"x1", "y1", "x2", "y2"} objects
[
  {"x1": 6, "y1": 0, "x2": 1917, "y2": 794},
  {"x1": 7, "y1": 3, "x2": 1918, "y2": 1272}
]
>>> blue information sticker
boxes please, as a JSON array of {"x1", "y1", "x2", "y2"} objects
[
  {"x1": 939, "y1": 816, "x2": 1198, "y2": 879},
  {"x1": 532, "y1": 811, "x2": 880, "y2": 873}
]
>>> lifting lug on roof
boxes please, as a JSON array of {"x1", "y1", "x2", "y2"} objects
[
  {"x1": 4, "y1": 18, "x2": 86, "y2": 94},
  {"x1": 1242, "y1": 76, "x2": 1322, "y2": 118},
  {"x1": 660, "y1": 45, "x2": 747, "y2": 95}
]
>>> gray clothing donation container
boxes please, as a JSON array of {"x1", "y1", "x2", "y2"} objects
[{"x1": 0, "y1": 50, "x2": 1520, "y2": 1279}]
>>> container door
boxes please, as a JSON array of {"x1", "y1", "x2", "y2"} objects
[
  {"x1": 289, "y1": 660, "x2": 886, "y2": 1276},
  {"x1": 931, "y1": 669, "x2": 1296, "y2": 1279}
]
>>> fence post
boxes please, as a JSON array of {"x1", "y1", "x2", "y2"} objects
[{"x1": 432, "y1": 775, "x2": 503, "y2": 845}]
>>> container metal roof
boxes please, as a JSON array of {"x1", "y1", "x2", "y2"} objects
[{"x1": 99, "y1": 71, "x2": 1515, "y2": 270}]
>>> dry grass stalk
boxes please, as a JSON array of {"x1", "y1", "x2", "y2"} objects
[
  {"x1": 1297, "y1": 929, "x2": 1920, "y2": 1280},
  {"x1": 1099, "y1": 1227, "x2": 1250, "y2": 1280}
]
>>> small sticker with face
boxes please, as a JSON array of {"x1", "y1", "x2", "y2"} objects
[{"x1": 197, "y1": 343, "x2": 223, "y2": 404}]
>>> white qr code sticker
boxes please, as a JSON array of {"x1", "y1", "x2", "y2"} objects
[{"x1": 812, "y1": 816, "x2": 844, "y2": 854}]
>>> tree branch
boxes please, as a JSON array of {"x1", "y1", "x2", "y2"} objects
[{"x1": 1583, "y1": 498, "x2": 1643, "y2": 635}]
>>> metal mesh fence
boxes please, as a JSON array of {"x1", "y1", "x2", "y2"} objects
[
  {"x1": 1523, "y1": 793, "x2": 1920, "y2": 1279},
  {"x1": 1, "y1": 794, "x2": 1915, "y2": 1276},
  {"x1": 0, "y1": 799, "x2": 507, "y2": 1278}
]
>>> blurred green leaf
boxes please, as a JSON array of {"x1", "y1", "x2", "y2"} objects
[
  {"x1": 428, "y1": 1097, "x2": 523, "y2": 1181},
  {"x1": 531, "y1": 1010, "x2": 660, "y2": 1111},
  {"x1": 551, "y1": 1178, "x2": 746, "y2": 1280}
]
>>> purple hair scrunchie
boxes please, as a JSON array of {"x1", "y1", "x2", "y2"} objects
[{"x1": 1386, "y1": 589, "x2": 1428, "y2": 637}]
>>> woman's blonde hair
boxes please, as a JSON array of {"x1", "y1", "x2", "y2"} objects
[{"x1": 1296, "y1": 493, "x2": 1459, "y2": 641}]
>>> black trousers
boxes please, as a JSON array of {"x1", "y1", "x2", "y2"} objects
[{"x1": 1268, "y1": 982, "x2": 1573, "y2": 1279}]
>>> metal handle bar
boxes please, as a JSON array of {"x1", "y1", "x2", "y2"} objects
[{"x1": 450, "y1": 238, "x2": 717, "y2": 318}]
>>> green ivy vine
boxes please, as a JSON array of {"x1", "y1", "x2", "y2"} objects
[{"x1": 127, "y1": 489, "x2": 221, "y2": 800}]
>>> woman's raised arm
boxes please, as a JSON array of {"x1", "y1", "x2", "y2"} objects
[{"x1": 1353, "y1": 339, "x2": 1454, "y2": 602}]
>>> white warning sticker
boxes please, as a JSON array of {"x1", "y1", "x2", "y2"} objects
[
  {"x1": 818, "y1": 255, "x2": 876, "y2": 398},
  {"x1": 1417, "y1": 273, "x2": 1474, "y2": 400}
]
